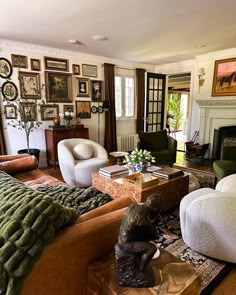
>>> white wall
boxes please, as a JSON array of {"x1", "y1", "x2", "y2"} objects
[{"x1": 0, "y1": 39, "x2": 155, "y2": 167}]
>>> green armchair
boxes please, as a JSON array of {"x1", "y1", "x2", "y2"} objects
[
  {"x1": 213, "y1": 145, "x2": 236, "y2": 180},
  {"x1": 137, "y1": 129, "x2": 177, "y2": 166}
]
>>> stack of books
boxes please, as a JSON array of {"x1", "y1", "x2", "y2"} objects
[
  {"x1": 152, "y1": 167, "x2": 184, "y2": 179},
  {"x1": 99, "y1": 165, "x2": 129, "y2": 177}
]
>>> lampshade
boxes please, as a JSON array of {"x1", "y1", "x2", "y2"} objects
[{"x1": 196, "y1": 68, "x2": 205, "y2": 77}]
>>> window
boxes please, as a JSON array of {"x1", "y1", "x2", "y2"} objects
[{"x1": 115, "y1": 75, "x2": 135, "y2": 119}]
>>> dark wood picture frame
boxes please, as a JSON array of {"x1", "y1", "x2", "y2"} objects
[
  {"x1": 63, "y1": 104, "x2": 74, "y2": 115},
  {"x1": 0, "y1": 57, "x2": 12, "y2": 79},
  {"x1": 20, "y1": 102, "x2": 37, "y2": 121},
  {"x1": 31, "y1": 58, "x2": 41, "y2": 71},
  {"x1": 40, "y1": 104, "x2": 59, "y2": 120},
  {"x1": 11, "y1": 54, "x2": 28, "y2": 68},
  {"x1": 4, "y1": 104, "x2": 17, "y2": 119},
  {"x1": 212, "y1": 57, "x2": 236, "y2": 96},
  {"x1": 19, "y1": 71, "x2": 41, "y2": 99},
  {"x1": 82, "y1": 64, "x2": 97, "y2": 77},
  {"x1": 45, "y1": 71, "x2": 72, "y2": 103},
  {"x1": 91, "y1": 80, "x2": 103, "y2": 102},
  {"x1": 72, "y1": 64, "x2": 80, "y2": 75},
  {"x1": 44, "y1": 56, "x2": 69, "y2": 71},
  {"x1": 77, "y1": 78, "x2": 90, "y2": 97},
  {"x1": 1, "y1": 81, "x2": 18, "y2": 101},
  {"x1": 75, "y1": 100, "x2": 91, "y2": 119}
]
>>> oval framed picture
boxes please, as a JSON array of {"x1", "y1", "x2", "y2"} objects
[
  {"x1": 91, "y1": 105, "x2": 98, "y2": 114},
  {"x1": 98, "y1": 106, "x2": 103, "y2": 113},
  {"x1": 0, "y1": 57, "x2": 12, "y2": 79},
  {"x1": 2, "y1": 81, "x2": 18, "y2": 101}
]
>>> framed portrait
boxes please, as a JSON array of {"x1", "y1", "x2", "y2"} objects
[
  {"x1": 63, "y1": 104, "x2": 74, "y2": 115},
  {"x1": 0, "y1": 57, "x2": 12, "y2": 79},
  {"x1": 20, "y1": 102, "x2": 37, "y2": 121},
  {"x1": 19, "y1": 71, "x2": 41, "y2": 99},
  {"x1": 82, "y1": 64, "x2": 97, "y2": 77},
  {"x1": 72, "y1": 64, "x2": 80, "y2": 75},
  {"x1": 4, "y1": 105, "x2": 17, "y2": 119},
  {"x1": 212, "y1": 57, "x2": 236, "y2": 96},
  {"x1": 45, "y1": 71, "x2": 72, "y2": 103},
  {"x1": 91, "y1": 80, "x2": 103, "y2": 102},
  {"x1": 77, "y1": 78, "x2": 90, "y2": 97},
  {"x1": 31, "y1": 58, "x2": 41, "y2": 71},
  {"x1": 40, "y1": 104, "x2": 59, "y2": 120},
  {"x1": 1, "y1": 81, "x2": 18, "y2": 101},
  {"x1": 11, "y1": 54, "x2": 28, "y2": 68},
  {"x1": 44, "y1": 56, "x2": 69, "y2": 71},
  {"x1": 75, "y1": 101, "x2": 91, "y2": 119}
]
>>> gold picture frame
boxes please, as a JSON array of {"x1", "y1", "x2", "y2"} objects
[
  {"x1": 212, "y1": 57, "x2": 236, "y2": 96},
  {"x1": 72, "y1": 64, "x2": 80, "y2": 75},
  {"x1": 63, "y1": 104, "x2": 74, "y2": 115},
  {"x1": 77, "y1": 78, "x2": 90, "y2": 97},
  {"x1": 11, "y1": 54, "x2": 28, "y2": 68},
  {"x1": 20, "y1": 102, "x2": 37, "y2": 121},
  {"x1": 19, "y1": 71, "x2": 41, "y2": 99},
  {"x1": 40, "y1": 104, "x2": 59, "y2": 121},
  {"x1": 4, "y1": 104, "x2": 17, "y2": 119},
  {"x1": 44, "y1": 56, "x2": 69, "y2": 71},
  {"x1": 31, "y1": 59, "x2": 41, "y2": 71},
  {"x1": 75, "y1": 101, "x2": 91, "y2": 119},
  {"x1": 82, "y1": 64, "x2": 97, "y2": 77}
]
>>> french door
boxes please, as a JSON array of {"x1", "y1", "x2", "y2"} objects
[{"x1": 144, "y1": 72, "x2": 166, "y2": 132}]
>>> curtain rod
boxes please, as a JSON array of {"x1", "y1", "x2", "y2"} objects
[{"x1": 115, "y1": 66, "x2": 135, "y2": 71}]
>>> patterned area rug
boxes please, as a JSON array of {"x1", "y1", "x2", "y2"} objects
[{"x1": 155, "y1": 209, "x2": 232, "y2": 295}]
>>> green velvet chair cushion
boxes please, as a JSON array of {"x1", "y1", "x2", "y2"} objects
[
  {"x1": 213, "y1": 160, "x2": 236, "y2": 180},
  {"x1": 138, "y1": 130, "x2": 168, "y2": 150}
]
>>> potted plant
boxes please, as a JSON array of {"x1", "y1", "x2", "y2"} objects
[
  {"x1": 167, "y1": 92, "x2": 184, "y2": 131},
  {"x1": 124, "y1": 148, "x2": 155, "y2": 172},
  {"x1": 5, "y1": 98, "x2": 42, "y2": 161}
]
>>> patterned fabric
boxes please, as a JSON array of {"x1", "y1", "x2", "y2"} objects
[
  {"x1": 0, "y1": 171, "x2": 78, "y2": 295},
  {"x1": 155, "y1": 209, "x2": 232, "y2": 294}
]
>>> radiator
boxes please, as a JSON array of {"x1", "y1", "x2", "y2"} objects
[{"x1": 117, "y1": 134, "x2": 138, "y2": 152}]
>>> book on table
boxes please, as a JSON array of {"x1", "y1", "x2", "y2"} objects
[
  {"x1": 152, "y1": 167, "x2": 184, "y2": 178},
  {"x1": 99, "y1": 165, "x2": 129, "y2": 177}
]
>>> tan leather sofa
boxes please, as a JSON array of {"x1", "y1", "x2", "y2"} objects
[{"x1": 0, "y1": 154, "x2": 134, "y2": 295}]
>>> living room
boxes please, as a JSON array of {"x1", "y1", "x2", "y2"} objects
[{"x1": 0, "y1": 0, "x2": 236, "y2": 294}]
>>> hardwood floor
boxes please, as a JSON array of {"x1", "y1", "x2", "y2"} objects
[{"x1": 40, "y1": 162, "x2": 236, "y2": 294}]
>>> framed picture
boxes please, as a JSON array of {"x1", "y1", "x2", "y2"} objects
[
  {"x1": 72, "y1": 64, "x2": 80, "y2": 75},
  {"x1": 4, "y1": 105, "x2": 17, "y2": 119},
  {"x1": 45, "y1": 71, "x2": 72, "y2": 103},
  {"x1": 75, "y1": 101, "x2": 91, "y2": 119},
  {"x1": 91, "y1": 80, "x2": 103, "y2": 102},
  {"x1": 19, "y1": 71, "x2": 41, "y2": 99},
  {"x1": 40, "y1": 104, "x2": 59, "y2": 120},
  {"x1": 63, "y1": 104, "x2": 74, "y2": 115},
  {"x1": 77, "y1": 78, "x2": 90, "y2": 97},
  {"x1": 82, "y1": 64, "x2": 97, "y2": 77},
  {"x1": 1, "y1": 81, "x2": 18, "y2": 101},
  {"x1": 31, "y1": 59, "x2": 41, "y2": 71},
  {"x1": 212, "y1": 57, "x2": 236, "y2": 96},
  {"x1": 11, "y1": 54, "x2": 28, "y2": 68},
  {"x1": 0, "y1": 57, "x2": 12, "y2": 79},
  {"x1": 20, "y1": 102, "x2": 37, "y2": 121},
  {"x1": 44, "y1": 56, "x2": 69, "y2": 71}
]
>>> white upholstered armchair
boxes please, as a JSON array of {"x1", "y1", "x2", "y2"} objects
[
  {"x1": 58, "y1": 138, "x2": 109, "y2": 187},
  {"x1": 180, "y1": 173, "x2": 236, "y2": 263}
]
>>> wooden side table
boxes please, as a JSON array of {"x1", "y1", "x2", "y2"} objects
[{"x1": 87, "y1": 249, "x2": 201, "y2": 295}]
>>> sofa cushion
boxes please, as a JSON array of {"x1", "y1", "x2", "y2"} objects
[
  {"x1": 73, "y1": 143, "x2": 93, "y2": 160},
  {"x1": 139, "y1": 130, "x2": 168, "y2": 150}
]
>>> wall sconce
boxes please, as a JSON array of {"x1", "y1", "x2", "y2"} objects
[{"x1": 197, "y1": 67, "x2": 205, "y2": 88}]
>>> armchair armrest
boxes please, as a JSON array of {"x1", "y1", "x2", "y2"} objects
[
  {"x1": 0, "y1": 155, "x2": 38, "y2": 175},
  {"x1": 167, "y1": 135, "x2": 177, "y2": 153}
]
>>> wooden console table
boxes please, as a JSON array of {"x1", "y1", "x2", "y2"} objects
[{"x1": 45, "y1": 126, "x2": 89, "y2": 169}]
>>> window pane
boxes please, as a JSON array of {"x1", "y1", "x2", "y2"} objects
[
  {"x1": 125, "y1": 77, "x2": 134, "y2": 117},
  {"x1": 115, "y1": 76, "x2": 122, "y2": 117}
]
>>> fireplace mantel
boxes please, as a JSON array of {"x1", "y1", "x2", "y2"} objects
[{"x1": 195, "y1": 99, "x2": 236, "y2": 158}]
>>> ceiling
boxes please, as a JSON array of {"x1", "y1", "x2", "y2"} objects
[{"x1": 1, "y1": 0, "x2": 236, "y2": 65}]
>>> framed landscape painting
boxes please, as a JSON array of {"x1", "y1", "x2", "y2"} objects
[
  {"x1": 212, "y1": 57, "x2": 236, "y2": 96},
  {"x1": 40, "y1": 104, "x2": 59, "y2": 120}
]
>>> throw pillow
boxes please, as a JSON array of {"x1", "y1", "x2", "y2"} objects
[
  {"x1": 139, "y1": 130, "x2": 168, "y2": 150},
  {"x1": 73, "y1": 143, "x2": 93, "y2": 160}
]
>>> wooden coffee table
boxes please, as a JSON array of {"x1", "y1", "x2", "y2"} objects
[
  {"x1": 87, "y1": 248, "x2": 201, "y2": 295},
  {"x1": 92, "y1": 171, "x2": 189, "y2": 211}
]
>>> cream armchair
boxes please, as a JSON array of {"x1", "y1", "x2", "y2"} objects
[
  {"x1": 58, "y1": 138, "x2": 109, "y2": 187},
  {"x1": 180, "y1": 174, "x2": 236, "y2": 263}
]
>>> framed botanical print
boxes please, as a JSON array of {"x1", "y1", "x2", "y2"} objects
[
  {"x1": 1, "y1": 81, "x2": 18, "y2": 101},
  {"x1": 19, "y1": 71, "x2": 41, "y2": 99},
  {"x1": 0, "y1": 57, "x2": 12, "y2": 79},
  {"x1": 72, "y1": 64, "x2": 80, "y2": 75},
  {"x1": 40, "y1": 104, "x2": 59, "y2": 120},
  {"x1": 77, "y1": 78, "x2": 90, "y2": 97},
  {"x1": 4, "y1": 104, "x2": 17, "y2": 119},
  {"x1": 44, "y1": 56, "x2": 69, "y2": 71},
  {"x1": 20, "y1": 102, "x2": 37, "y2": 121},
  {"x1": 31, "y1": 59, "x2": 41, "y2": 71},
  {"x1": 82, "y1": 64, "x2": 97, "y2": 77},
  {"x1": 91, "y1": 80, "x2": 103, "y2": 102},
  {"x1": 75, "y1": 101, "x2": 91, "y2": 119},
  {"x1": 11, "y1": 54, "x2": 28, "y2": 68},
  {"x1": 45, "y1": 71, "x2": 72, "y2": 103}
]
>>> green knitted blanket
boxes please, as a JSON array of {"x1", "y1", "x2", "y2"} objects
[
  {"x1": 0, "y1": 171, "x2": 78, "y2": 295},
  {"x1": 36, "y1": 184, "x2": 113, "y2": 214}
]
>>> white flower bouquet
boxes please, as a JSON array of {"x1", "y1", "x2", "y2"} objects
[{"x1": 124, "y1": 148, "x2": 155, "y2": 165}]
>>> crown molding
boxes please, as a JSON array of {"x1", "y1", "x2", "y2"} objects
[
  {"x1": 195, "y1": 47, "x2": 236, "y2": 62},
  {"x1": 196, "y1": 99, "x2": 236, "y2": 107},
  {"x1": 155, "y1": 59, "x2": 196, "y2": 74},
  {"x1": 0, "y1": 39, "x2": 155, "y2": 71}
]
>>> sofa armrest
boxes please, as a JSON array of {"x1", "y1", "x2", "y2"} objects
[
  {"x1": 22, "y1": 208, "x2": 126, "y2": 295},
  {"x1": 0, "y1": 155, "x2": 38, "y2": 175},
  {"x1": 167, "y1": 135, "x2": 177, "y2": 153}
]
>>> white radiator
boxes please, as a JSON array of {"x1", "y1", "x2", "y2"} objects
[{"x1": 117, "y1": 134, "x2": 138, "y2": 152}]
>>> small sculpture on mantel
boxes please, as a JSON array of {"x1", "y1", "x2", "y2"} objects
[{"x1": 115, "y1": 194, "x2": 162, "y2": 288}]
